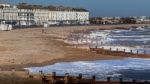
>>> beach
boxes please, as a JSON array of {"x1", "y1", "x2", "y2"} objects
[{"x1": 0, "y1": 24, "x2": 148, "y2": 70}]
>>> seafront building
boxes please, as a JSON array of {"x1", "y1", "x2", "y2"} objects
[{"x1": 0, "y1": 3, "x2": 89, "y2": 30}]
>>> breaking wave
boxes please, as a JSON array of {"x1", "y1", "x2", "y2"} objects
[
  {"x1": 26, "y1": 58, "x2": 150, "y2": 81},
  {"x1": 83, "y1": 27, "x2": 150, "y2": 54}
]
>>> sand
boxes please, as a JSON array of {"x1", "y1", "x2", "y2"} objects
[{"x1": 0, "y1": 24, "x2": 148, "y2": 70}]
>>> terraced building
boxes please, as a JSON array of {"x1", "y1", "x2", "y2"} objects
[{"x1": 0, "y1": 3, "x2": 89, "y2": 27}]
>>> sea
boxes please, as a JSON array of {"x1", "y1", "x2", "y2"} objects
[
  {"x1": 26, "y1": 27, "x2": 150, "y2": 81},
  {"x1": 86, "y1": 27, "x2": 150, "y2": 54},
  {"x1": 26, "y1": 58, "x2": 150, "y2": 81}
]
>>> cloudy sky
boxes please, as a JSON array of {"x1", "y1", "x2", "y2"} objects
[{"x1": 5, "y1": 0, "x2": 150, "y2": 17}]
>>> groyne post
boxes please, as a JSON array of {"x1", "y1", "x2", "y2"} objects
[
  {"x1": 64, "y1": 73, "x2": 69, "y2": 84},
  {"x1": 137, "y1": 50, "x2": 139, "y2": 54},
  {"x1": 132, "y1": 79, "x2": 136, "y2": 83},
  {"x1": 123, "y1": 49, "x2": 126, "y2": 56},
  {"x1": 39, "y1": 71, "x2": 44, "y2": 78},
  {"x1": 102, "y1": 47, "x2": 105, "y2": 55},
  {"x1": 101, "y1": 41, "x2": 103, "y2": 45},
  {"x1": 39, "y1": 71, "x2": 43, "y2": 75},
  {"x1": 124, "y1": 49, "x2": 126, "y2": 52},
  {"x1": 96, "y1": 37, "x2": 98, "y2": 47},
  {"x1": 51, "y1": 72, "x2": 56, "y2": 83},
  {"x1": 78, "y1": 74, "x2": 82, "y2": 79},
  {"x1": 29, "y1": 75, "x2": 34, "y2": 78},
  {"x1": 119, "y1": 78, "x2": 123, "y2": 82},
  {"x1": 144, "y1": 50, "x2": 146, "y2": 54},
  {"x1": 144, "y1": 81, "x2": 148, "y2": 83},
  {"x1": 95, "y1": 45, "x2": 97, "y2": 49},
  {"x1": 92, "y1": 75, "x2": 96, "y2": 84},
  {"x1": 109, "y1": 48, "x2": 112, "y2": 51},
  {"x1": 109, "y1": 48, "x2": 112, "y2": 55},
  {"x1": 52, "y1": 72, "x2": 56, "y2": 80},
  {"x1": 42, "y1": 75, "x2": 49, "y2": 83},
  {"x1": 130, "y1": 49, "x2": 133, "y2": 54},
  {"x1": 75, "y1": 37, "x2": 79, "y2": 48},
  {"x1": 107, "y1": 77, "x2": 111, "y2": 82},
  {"x1": 116, "y1": 48, "x2": 118, "y2": 52}
]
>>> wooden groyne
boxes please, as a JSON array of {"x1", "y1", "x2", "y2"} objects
[
  {"x1": 28, "y1": 72, "x2": 150, "y2": 84},
  {"x1": 89, "y1": 47, "x2": 149, "y2": 58}
]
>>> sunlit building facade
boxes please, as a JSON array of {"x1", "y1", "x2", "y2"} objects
[{"x1": 0, "y1": 4, "x2": 89, "y2": 26}]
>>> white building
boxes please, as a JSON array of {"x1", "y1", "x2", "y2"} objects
[
  {"x1": 0, "y1": 4, "x2": 89, "y2": 28},
  {"x1": 0, "y1": 3, "x2": 10, "y2": 8}
]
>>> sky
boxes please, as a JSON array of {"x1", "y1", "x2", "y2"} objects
[{"x1": 4, "y1": 0, "x2": 150, "y2": 17}]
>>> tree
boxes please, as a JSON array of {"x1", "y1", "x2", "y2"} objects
[{"x1": 119, "y1": 17, "x2": 136, "y2": 24}]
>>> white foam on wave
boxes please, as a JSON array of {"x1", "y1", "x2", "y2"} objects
[
  {"x1": 76, "y1": 28, "x2": 150, "y2": 54},
  {"x1": 25, "y1": 58, "x2": 150, "y2": 80}
]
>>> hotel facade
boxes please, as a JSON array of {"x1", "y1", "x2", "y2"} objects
[{"x1": 0, "y1": 4, "x2": 89, "y2": 26}]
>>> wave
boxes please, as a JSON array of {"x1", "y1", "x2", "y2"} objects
[
  {"x1": 25, "y1": 58, "x2": 150, "y2": 80},
  {"x1": 75, "y1": 27, "x2": 150, "y2": 54}
]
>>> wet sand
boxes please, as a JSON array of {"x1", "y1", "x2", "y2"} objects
[{"x1": 0, "y1": 24, "x2": 148, "y2": 70}]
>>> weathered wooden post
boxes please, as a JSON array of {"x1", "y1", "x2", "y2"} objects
[
  {"x1": 116, "y1": 48, "x2": 119, "y2": 52},
  {"x1": 42, "y1": 76, "x2": 48, "y2": 83},
  {"x1": 64, "y1": 73, "x2": 69, "y2": 84},
  {"x1": 102, "y1": 47, "x2": 105, "y2": 55},
  {"x1": 137, "y1": 50, "x2": 139, "y2": 54},
  {"x1": 109, "y1": 48, "x2": 112, "y2": 55},
  {"x1": 81, "y1": 35, "x2": 83, "y2": 43},
  {"x1": 119, "y1": 78, "x2": 123, "y2": 82},
  {"x1": 42, "y1": 29, "x2": 45, "y2": 34},
  {"x1": 102, "y1": 47, "x2": 104, "y2": 49},
  {"x1": 39, "y1": 71, "x2": 43, "y2": 74},
  {"x1": 109, "y1": 48, "x2": 112, "y2": 51},
  {"x1": 123, "y1": 49, "x2": 126, "y2": 52},
  {"x1": 76, "y1": 38, "x2": 78, "y2": 48},
  {"x1": 101, "y1": 41, "x2": 103, "y2": 45},
  {"x1": 130, "y1": 49, "x2": 133, "y2": 54},
  {"x1": 29, "y1": 75, "x2": 34, "y2": 78},
  {"x1": 144, "y1": 50, "x2": 146, "y2": 54},
  {"x1": 107, "y1": 77, "x2": 111, "y2": 82},
  {"x1": 96, "y1": 37, "x2": 98, "y2": 48},
  {"x1": 144, "y1": 80, "x2": 148, "y2": 83},
  {"x1": 76, "y1": 38, "x2": 79, "y2": 48},
  {"x1": 78, "y1": 74, "x2": 82, "y2": 83},
  {"x1": 132, "y1": 79, "x2": 136, "y2": 83},
  {"x1": 92, "y1": 75, "x2": 96, "y2": 84},
  {"x1": 52, "y1": 72, "x2": 56, "y2": 80},
  {"x1": 95, "y1": 45, "x2": 98, "y2": 49},
  {"x1": 95, "y1": 45, "x2": 97, "y2": 49},
  {"x1": 78, "y1": 74, "x2": 82, "y2": 79}
]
